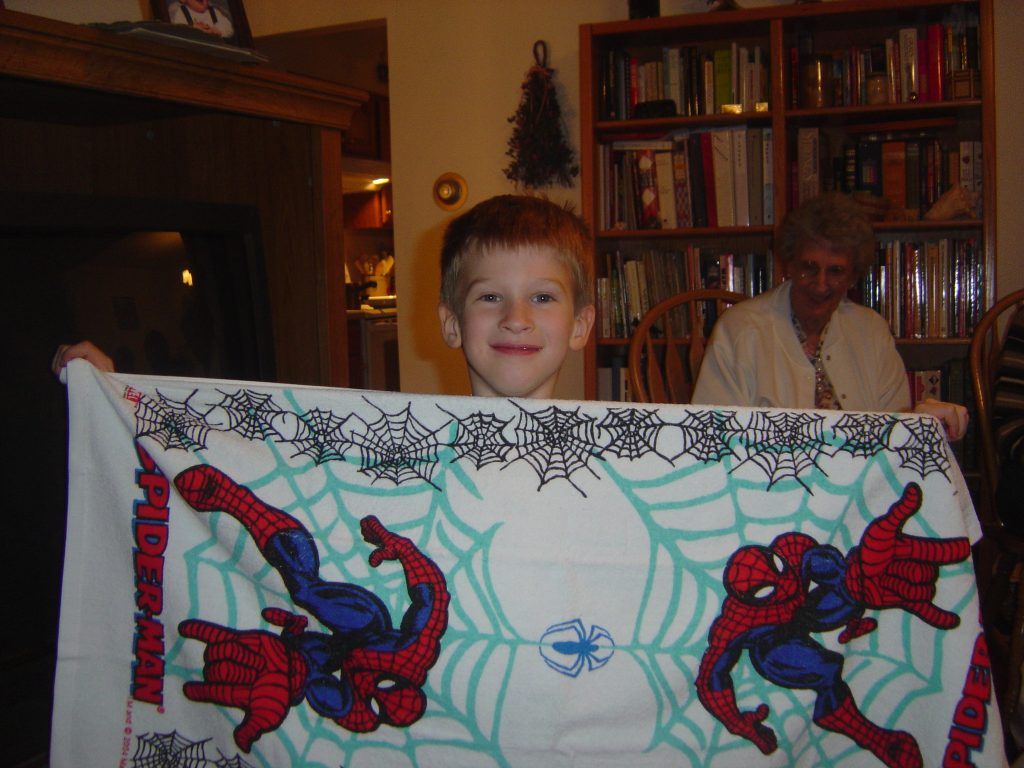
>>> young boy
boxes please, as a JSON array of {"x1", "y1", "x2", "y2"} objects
[
  {"x1": 436, "y1": 194, "x2": 595, "y2": 400},
  {"x1": 54, "y1": 195, "x2": 597, "y2": 401}
]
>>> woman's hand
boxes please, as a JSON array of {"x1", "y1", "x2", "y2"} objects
[
  {"x1": 913, "y1": 398, "x2": 969, "y2": 442},
  {"x1": 51, "y1": 341, "x2": 115, "y2": 377}
]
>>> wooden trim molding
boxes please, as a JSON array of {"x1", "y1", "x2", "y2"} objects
[{"x1": 0, "y1": 8, "x2": 366, "y2": 130}]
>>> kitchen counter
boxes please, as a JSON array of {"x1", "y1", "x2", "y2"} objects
[{"x1": 346, "y1": 307, "x2": 398, "y2": 318}]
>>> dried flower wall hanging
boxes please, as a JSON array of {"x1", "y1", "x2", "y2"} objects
[{"x1": 504, "y1": 40, "x2": 579, "y2": 189}]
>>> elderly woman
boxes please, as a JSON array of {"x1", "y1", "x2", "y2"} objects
[{"x1": 692, "y1": 192, "x2": 968, "y2": 439}]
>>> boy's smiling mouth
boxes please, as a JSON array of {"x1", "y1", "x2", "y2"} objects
[{"x1": 491, "y1": 343, "x2": 541, "y2": 354}]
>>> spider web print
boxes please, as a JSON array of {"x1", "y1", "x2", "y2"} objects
[
  {"x1": 212, "y1": 388, "x2": 287, "y2": 441},
  {"x1": 130, "y1": 730, "x2": 254, "y2": 768},
  {"x1": 831, "y1": 412, "x2": 899, "y2": 459},
  {"x1": 440, "y1": 407, "x2": 514, "y2": 469},
  {"x1": 670, "y1": 408, "x2": 743, "y2": 464},
  {"x1": 284, "y1": 406, "x2": 354, "y2": 465},
  {"x1": 595, "y1": 407, "x2": 672, "y2": 463},
  {"x1": 893, "y1": 416, "x2": 953, "y2": 479},
  {"x1": 133, "y1": 390, "x2": 212, "y2": 452},
  {"x1": 510, "y1": 403, "x2": 600, "y2": 496},
  {"x1": 350, "y1": 399, "x2": 441, "y2": 488},
  {"x1": 737, "y1": 410, "x2": 830, "y2": 490}
]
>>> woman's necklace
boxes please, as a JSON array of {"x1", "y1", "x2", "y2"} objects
[{"x1": 792, "y1": 314, "x2": 841, "y2": 410}]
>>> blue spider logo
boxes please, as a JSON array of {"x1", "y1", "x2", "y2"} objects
[{"x1": 539, "y1": 619, "x2": 615, "y2": 678}]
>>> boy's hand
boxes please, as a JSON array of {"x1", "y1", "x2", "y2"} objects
[
  {"x1": 51, "y1": 341, "x2": 115, "y2": 378},
  {"x1": 913, "y1": 398, "x2": 969, "y2": 442}
]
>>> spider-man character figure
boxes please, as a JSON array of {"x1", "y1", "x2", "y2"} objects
[
  {"x1": 696, "y1": 482, "x2": 969, "y2": 768},
  {"x1": 173, "y1": 464, "x2": 449, "y2": 752}
]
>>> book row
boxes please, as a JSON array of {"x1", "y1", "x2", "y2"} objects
[
  {"x1": 599, "y1": 127, "x2": 774, "y2": 232},
  {"x1": 599, "y1": 43, "x2": 769, "y2": 121},
  {"x1": 794, "y1": 128, "x2": 982, "y2": 219},
  {"x1": 857, "y1": 236, "x2": 985, "y2": 340},
  {"x1": 596, "y1": 247, "x2": 773, "y2": 340},
  {"x1": 789, "y1": 8, "x2": 981, "y2": 109}
]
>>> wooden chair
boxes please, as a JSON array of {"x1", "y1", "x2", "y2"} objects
[
  {"x1": 627, "y1": 289, "x2": 746, "y2": 404},
  {"x1": 969, "y1": 287, "x2": 1024, "y2": 743}
]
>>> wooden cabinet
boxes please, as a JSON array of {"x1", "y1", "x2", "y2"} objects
[
  {"x1": 344, "y1": 183, "x2": 393, "y2": 229},
  {"x1": 579, "y1": 0, "x2": 993, "y2": 412},
  {"x1": 0, "y1": 8, "x2": 368, "y2": 389},
  {"x1": 343, "y1": 92, "x2": 390, "y2": 160}
]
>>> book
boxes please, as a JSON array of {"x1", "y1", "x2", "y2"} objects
[
  {"x1": 972, "y1": 140, "x2": 983, "y2": 215},
  {"x1": 671, "y1": 137, "x2": 694, "y2": 228},
  {"x1": 688, "y1": 132, "x2": 708, "y2": 227},
  {"x1": 906, "y1": 140, "x2": 922, "y2": 216},
  {"x1": 796, "y1": 127, "x2": 821, "y2": 205},
  {"x1": 711, "y1": 129, "x2": 735, "y2": 226},
  {"x1": 713, "y1": 47, "x2": 733, "y2": 112},
  {"x1": 596, "y1": 277, "x2": 612, "y2": 338},
  {"x1": 700, "y1": 131, "x2": 718, "y2": 227},
  {"x1": 885, "y1": 37, "x2": 900, "y2": 103},
  {"x1": 926, "y1": 23, "x2": 945, "y2": 102},
  {"x1": 881, "y1": 140, "x2": 907, "y2": 214},
  {"x1": 654, "y1": 149, "x2": 677, "y2": 229},
  {"x1": 912, "y1": 369, "x2": 943, "y2": 407},
  {"x1": 731, "y1": 127, "x2": 750, "y2": 226},
  {"x1": 702, "y1": 54, "x2": 715, "y2": 115},
  {"x1": 762, "y1": 127, "x2": 774, "y2": 225},
  {"x1": 857, "y1": 135, "x2": 882, "y2": 196},
  {"x1": 633, "y1": 148, "x2": 660, "y2": 229},
  {"x1": 738, "y1": 45, "x2": 752, "y2": 112},
  {"x1": 747, "y1": 128, "x2": 764, "y2": 226},
  {"x1": 664, "y1": 46, "x2": 682, "y2": 114},
  {"x1": 898, "y1": 27, "x2": 918, "y2": 102}
]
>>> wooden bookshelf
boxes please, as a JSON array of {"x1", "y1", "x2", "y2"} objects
[{"x1": 579, "y1": 0, "x2": 994, "y2": 411}]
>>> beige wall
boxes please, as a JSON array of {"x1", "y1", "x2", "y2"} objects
[
  {"x1": 12, "y1": 0, "x2": 1024, "y2": 396},
  {"x1": 246, "y1": 0, "x2": 621, "y2": 399}
]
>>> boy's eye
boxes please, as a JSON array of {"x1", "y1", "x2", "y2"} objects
[
  {"x1": 477, "y1": 292, "x2": 500, "y2": 302},
  {"x1": 533, "y1": 293, "x2": 556, "y2": 303}
]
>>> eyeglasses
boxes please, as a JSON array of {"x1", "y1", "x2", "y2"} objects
[{"x1": 791, "y1": 260, "x2": 852, "y2": 286}]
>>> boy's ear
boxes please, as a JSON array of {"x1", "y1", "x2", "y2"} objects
[
  {"x1": 438, "y1": 303, "x2": 463, "y2": 349},
  {"x1": 569, "y1": 304, "x2": 596, "y2": 351}
]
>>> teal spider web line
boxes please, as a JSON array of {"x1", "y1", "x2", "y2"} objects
[
  {"x1": 162, "y1": 403, "x2": 532, "y2": 767},
  {"x1": 591, "y1": 430, "x2": 976, "y2": 767}
]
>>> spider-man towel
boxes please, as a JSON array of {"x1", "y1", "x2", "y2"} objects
[{"x1": 51, "y1": 361, "x2": 1007, "y2": 767}]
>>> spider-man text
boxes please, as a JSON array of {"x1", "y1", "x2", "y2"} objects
[
  {"x1": 943, "y1": 631, "x2": 994, "y2": 767},
  {"x1": 130, "y1": 442, "x2": 169, "y2": 705}
]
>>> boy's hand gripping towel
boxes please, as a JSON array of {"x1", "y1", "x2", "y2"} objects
[{"x1": 52, "y1": 361, "x2": 1006, "y2": 767}]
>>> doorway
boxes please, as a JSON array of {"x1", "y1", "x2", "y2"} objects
[{"x1": 256, "y1": 21, "x2": 397, "y2": 390}]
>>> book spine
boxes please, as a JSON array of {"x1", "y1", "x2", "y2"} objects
[
  {"x1": 672, "y1": 138, "x2": 694, "y2": 228},
  {"x1": 688, "y1": 132, "x2": 708, "y2": 227},
  {"x1": 654, "y1": 150, "x2": 677, "y2": 229},
  {"x1": 857, "y1": 135, "x2": 882, "y2": 197},
  {"x1": 732, "y1": 127, "x2": 750, "y2": 226},
  {"x1": 702, "y1": 55, "x2": 715, "y2": 115},
  {"x1": 711, "y1": 129, "x2": 735, "y2": 226},
  {"x1": 898, "y1": 27, "x2": 918, "y2": 103},
  {"x1": 927, "y1": 23, "x2": 945, "y2": 102},
  {"x1": 634, "y1": 149, "x2": 660, "y2": 229},
  {"x1": 747, "y1": 128, "x2": 763, "y2": 226},
  {"x1": 881, "y1": 140, "x2": 907, "y2": 214},
  {"x1": 713, "y1": 48, "x2": 732, "y2": 113},
  {"x1": 797, "y1": 127, "x2": 821, "y2": 205},
  {"x1": 700, "y1": 131, "x2": 718, "y2": 227},
  {"x1": 762, "y1": 128, "x2": 774, "y2": 225},
  {"x1": 885, "y1": 37, "x2": 900, "y2": 104}
]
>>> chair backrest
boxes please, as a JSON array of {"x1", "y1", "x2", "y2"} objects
[
  {"x1": 627, "y1": 288, "x2": 746, "y2": 404},
  {"x1": 969, "y1": 287, "x2": 1024, "y2": 532}
]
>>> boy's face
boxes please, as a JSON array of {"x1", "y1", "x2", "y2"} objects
[{"x1": 438, "y1": 245, "x2": 594, "y2": 399}]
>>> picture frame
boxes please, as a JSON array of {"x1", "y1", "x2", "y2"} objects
[{"x1": 151, "y1": 0, "x2": 254, "y2": 50}]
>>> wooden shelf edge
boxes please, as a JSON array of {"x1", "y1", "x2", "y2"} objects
[{"x1": 0, "y1": 9, "x2": 367, "y2": 130}]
